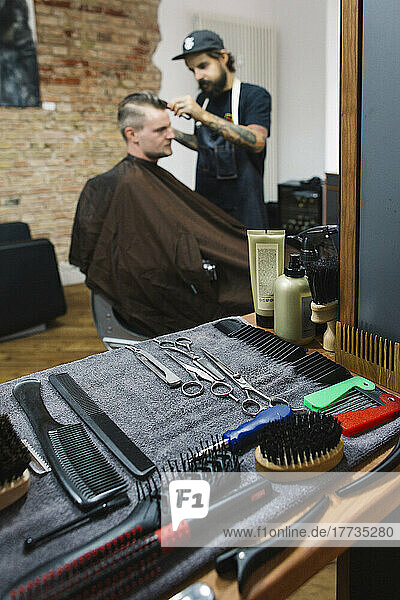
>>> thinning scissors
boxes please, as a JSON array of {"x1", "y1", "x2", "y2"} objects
[
  {"x1": 201, "y1": 348, "x2": 290, "y2": 416},
  {"x1": 155, "y1": 337, "x2": 224, "y2": 381},
  {"x1": 165, "y1": 351, "x2": 241, "y2": 403}
]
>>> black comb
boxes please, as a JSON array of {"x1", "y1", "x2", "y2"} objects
[
  {"x1": 214, "y1": 319, "x2": 307, "y2": 362},
  {"x1": 49, "y1": 373, "x2": 155, "y2": 479},
  {"x1": 291, "y1": 351, "x2": 352, "y2": 385},
  {"x1": 13, "y1": 379, "x2": 128, "y2": 510}
]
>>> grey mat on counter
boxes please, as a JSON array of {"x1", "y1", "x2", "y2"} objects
[{"x1": 1, "y1": 317, "x2": 400, "y2": 599}]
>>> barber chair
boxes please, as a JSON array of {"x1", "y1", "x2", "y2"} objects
[
  {"x1": 0, "y1": 222, "x2": 66, "y2": 341},
  {"x1": 90, "y1": 290, "x2": 148, "y2": 350},
  {"x1": 90, "y1": 258, "x2": 218, "y2": 350}
]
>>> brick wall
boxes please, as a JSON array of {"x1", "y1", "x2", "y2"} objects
[{"x1": 0, "y1": 0, "x2": 161, "y2": 266}]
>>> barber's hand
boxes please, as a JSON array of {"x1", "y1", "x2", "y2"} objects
[{"x1": 167, "y1": 96, "x2": 204, "y2": 121}]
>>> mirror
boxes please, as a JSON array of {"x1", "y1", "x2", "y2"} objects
[{"x1": 153, "y1": 0, "x2": 340, "y2": 211}]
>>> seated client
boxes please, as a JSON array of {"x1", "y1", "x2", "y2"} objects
[{"x1": 69, "y1": 92, "x2": 253, "y2": 337}]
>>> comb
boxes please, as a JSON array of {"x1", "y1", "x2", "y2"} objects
[
  {"x1": 335, "y1": 321, "x2": 400, "y2": 394},
  {"x1": 304, "y1": 376, "x2": 375, "y2": 412},
  {"x1": 333, "y1": 391, "x2": 400, "y2": 436},
  {"x1": 49, "y1": 373, "x2": 156, "y2": 479},
  {"x1": 291, "y1": 351, "x2": 352, "y2": 385},
  {"x1": 13, "y1": 379, "x2": 128, "y2": 510},
  {"x1": 214, "y1": 319, "x2": 307, "y2": 362}
]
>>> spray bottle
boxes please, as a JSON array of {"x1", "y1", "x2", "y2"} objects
[{"x1": 274, "y1": 253, "x2": 315, "y2": 345}]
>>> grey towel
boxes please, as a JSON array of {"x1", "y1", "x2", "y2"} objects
[{"x1": 1, "y1": 317, "x2": 399, "y2": 599}]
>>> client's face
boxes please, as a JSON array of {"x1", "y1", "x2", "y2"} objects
[{"x1": 137, "y1": 107, "x2": 175, "y2": 161}]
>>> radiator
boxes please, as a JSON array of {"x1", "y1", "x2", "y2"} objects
[{"x1": 193, "y1": 12, "x2": 278, "y2": 202}]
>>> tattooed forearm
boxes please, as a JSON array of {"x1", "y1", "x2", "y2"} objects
[
  {"x1": 201, "y1": 113, "x2": 267, "y2": 152},
  {"x1": 172, "y1": 129, "x2": 198, "y2": 151}
]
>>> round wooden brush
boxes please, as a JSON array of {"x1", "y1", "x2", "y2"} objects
[
  {"x1": 306, "y1": 257, "x2": 339, "y2": 352},
  {"x1": 0, "y1": 414, "x2": 31, "y2": 511},
  {"x1": 255, "y1": 412, "x2": 344, "y2": 474}
]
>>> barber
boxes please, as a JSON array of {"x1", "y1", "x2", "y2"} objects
[{"x1": 169, "y1": 29, "x2": 271, "y2": 229}]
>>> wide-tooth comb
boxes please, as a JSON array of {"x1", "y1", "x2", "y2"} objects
[
  {"x1": 304, "y1": 376, "x2": 375, "y2": 412},
  {"x1": 334, "y1": 391, "x2": 400, "y2": 436},
  {"x1": 214, "y1": 319, "x2": 307, "y2": 362},
  {"x1": 13, "y1": 379, "x2": 128, "y2": 509},
  {"x1": 291, "y1": 351, "x2": 352, "y2": 385}
]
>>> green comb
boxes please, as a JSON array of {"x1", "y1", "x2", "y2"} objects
[{"x1": 304, "y1": 376, "x2": 375, "y2": 412}]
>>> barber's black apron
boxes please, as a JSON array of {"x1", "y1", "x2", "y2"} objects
[{"x1": 195, "y1": 80, "x2": 266, "y2": 229}]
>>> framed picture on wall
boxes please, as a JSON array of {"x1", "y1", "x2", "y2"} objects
[{"x1": 0, "y1": 0, "x2": 40, "y2": 107}]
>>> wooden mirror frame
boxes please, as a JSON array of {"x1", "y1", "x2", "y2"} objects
[{"x1": 339, "y1": 0, "x2": 362, "y2": 326}]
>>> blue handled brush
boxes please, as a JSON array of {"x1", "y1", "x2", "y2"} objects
[{"x1": 189, "y1": 404, "x2": 292, "y2": 461}]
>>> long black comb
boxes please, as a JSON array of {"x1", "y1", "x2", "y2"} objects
[
  {"x1": 214, "y1": 319, "x2": 307, "y2": 362},
  {"x1": 48, "y1": 372, "x2": 155, "y2": 479},
  {"x1": 13, "y1": 379, "x2": 128, "y2": 510},
  {"x1": 291, "y1": 351, "x2": 351, "y2": 385}
]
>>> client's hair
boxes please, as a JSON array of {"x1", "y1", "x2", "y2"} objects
[{"x1": 118, "y1": 92, "x2": 167, "y2": 140}]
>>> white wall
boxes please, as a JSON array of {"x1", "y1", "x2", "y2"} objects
[
  {"x1": 153, "y1": 0, "x2": 339, "y2": 189},
  {"x1": 325, "y1": 0, "x2": 340, "y2": 174}
]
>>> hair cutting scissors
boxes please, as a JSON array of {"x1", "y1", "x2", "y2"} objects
[
  {"x1": 200, "y1": 348, "x2": 290, "y2": 417},
  {"x1": 165, "y1": 351, "x2": 241, "y2": 404},
  {"x1": 161, "y1": 98, "x2": 192, "y2": 120},
  {"x1": 155, "y1": 337, "x2": 224, "y2": 381}
]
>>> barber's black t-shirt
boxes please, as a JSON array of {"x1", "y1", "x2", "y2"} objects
[{"x1": 196, "y1": 83, "x2": 271, "y2": 174}]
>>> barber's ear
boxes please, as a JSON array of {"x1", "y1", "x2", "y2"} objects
[
  {"x1": 220, "y1": 50, "x2": 229, "y2": 66},
  {"x1": 124, "y1": 126, "x2": 138, "y2": 142}
]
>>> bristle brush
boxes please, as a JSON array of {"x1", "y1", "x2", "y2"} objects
[
  {"x1": 255, "y1": 412, "x2": 344, "y2": 474},
  {"x1": 187, "y1": 405, "x2": 292, "y2": 463},
  {"x1": 4, "y1": 478, "x2": 271, "y2": 600},
  {"x1": 306, "y1": 257, "x2": 339, "y2": 352},
  {"x1": 3, "y1": 447, "x2": 270, "y2": 600},
  {"x1": 0, "y1": 414, "x2": 31, "y2": 511}
]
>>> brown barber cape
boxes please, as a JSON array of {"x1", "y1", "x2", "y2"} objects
[{"x1": 70, "y1": 154, "x2": 252, "y2": 336}]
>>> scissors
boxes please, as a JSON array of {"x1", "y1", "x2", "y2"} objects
[
  {"x1": 161, "y1": 98, "x2": 192, "y2": 120},
  {"x1": 165, "y1": 351, "x2": 241, "y2": 404},
  {"x1": 201, "y1": 348, "x2": 290, "y2": 417},
  {"x1": 155, "y1": 337, "x2": 224, "y2": 381}
]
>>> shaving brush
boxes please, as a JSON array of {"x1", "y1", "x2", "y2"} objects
[{"x1": 306, "y1": 257, "x2": 339, "y2": 352}]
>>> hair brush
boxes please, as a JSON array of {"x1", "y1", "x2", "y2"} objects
[
  {"x1": 2, "y1": 444, "x2": 270, "y2": 600},
  {"x1": 0, "y1": 414, "x2": 31, "y2": 511},
  {"x1": 4, "y1": 476, "x2": 271, "y2": 600},
  {"x1": 255, "y1": 412, "x2": 344, "y2": 474}
]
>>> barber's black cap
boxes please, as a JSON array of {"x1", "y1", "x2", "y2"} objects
[{"x1": 172, "y1": 30, "x2": 224, "y2": 61}]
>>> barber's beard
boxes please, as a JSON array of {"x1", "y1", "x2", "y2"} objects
[{"x1": 199, "y1": 68, "x2": 227, "y2": 99}]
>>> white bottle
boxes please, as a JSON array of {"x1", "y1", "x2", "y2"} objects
[{"x1": 274, "y1": 254, "x2": 315, "y2": 345}]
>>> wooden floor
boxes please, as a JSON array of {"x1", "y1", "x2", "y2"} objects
[
  {"x1": 0, "y1": 284, "x2": 105, "y2": 383},
  {"x1": 0, "y1": 283, "x2": 336, "y2": 598}
]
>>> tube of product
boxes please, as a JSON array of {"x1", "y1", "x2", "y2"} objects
[{"x1": 247, "y1": 230, "x2": 285, "y2": 327}]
